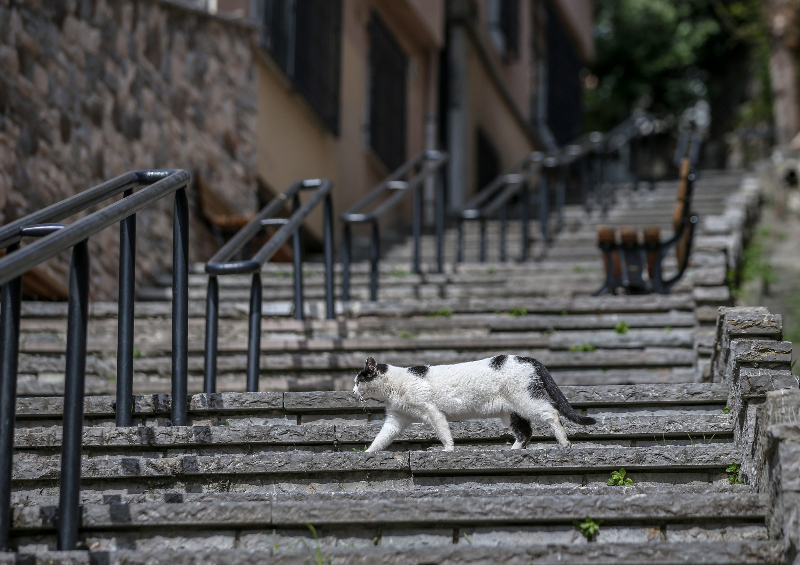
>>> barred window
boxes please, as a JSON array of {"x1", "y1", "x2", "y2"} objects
[
  {"x1": 262, "y1": 0, "x2": 342, "y2": 134},
  {"x1": 368, "y1": 14, "x2": 408, "y2": 172},
  {"x1": 545, "y1": 2, "x2": 582, "y2": 145},
  {"x1": 487, "y1": 0, "x2": 520, "y2": 60}
]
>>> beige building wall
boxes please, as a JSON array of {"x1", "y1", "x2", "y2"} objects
[{"x1": 255, "y1": 0, "x2": 443, "y2": 241}]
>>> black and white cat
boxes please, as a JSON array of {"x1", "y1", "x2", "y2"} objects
[{"x1": 353, "y1": 355, "x2": 595, "y2": 451}]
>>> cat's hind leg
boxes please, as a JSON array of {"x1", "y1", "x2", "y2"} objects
[
  {"x1": 540, "y1": 407, "x2": 571, "y2": 448},
  {"x1": 508, "y1": 412, "x2": 533, "y2": 449},
  {"x1": 511, "y1": 401, "x2": 571, "y2": 448},
  {"x1": 366, "y1": 413, "x2": 411, "y2": 452}
]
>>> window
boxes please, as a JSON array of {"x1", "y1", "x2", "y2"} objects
[
  {"x1": 368, "y1": 14, "x2": 408, "y2": 172},
  {"x1": 545, "y1": 2, "x2": 582, "y2": 145},
  {"x1": 262, "y1": 0, "x2": 342, "y2": 134},
  {"x1": 487, "y1": 0, "x2": 520, "y2": 60}
]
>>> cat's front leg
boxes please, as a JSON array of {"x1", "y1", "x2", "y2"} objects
[
  {"x1": 424, "y1": 407, "x2": 454, "y2": 451},
  {"x1": 366, "y1": 413, "x2": 410, "y2": 452}
]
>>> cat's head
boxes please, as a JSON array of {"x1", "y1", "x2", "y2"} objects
[{"x1": 353, "y1": 357, "x2": 385, "y2": 400}]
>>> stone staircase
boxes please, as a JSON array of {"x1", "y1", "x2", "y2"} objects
[{"x1": 4, "y1": 170, "x2": 796, "y2": 563}]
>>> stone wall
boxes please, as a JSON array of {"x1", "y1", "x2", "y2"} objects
[{"x1": 0, "y1": 0, "x2": 258, "y2": 298}]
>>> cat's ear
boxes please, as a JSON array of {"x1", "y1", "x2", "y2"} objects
[{"x1": 365, "y1": 357, "x2": 377, "y2": 373}]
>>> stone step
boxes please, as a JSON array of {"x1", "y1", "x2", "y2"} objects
[
  {"x1": 13, "y1": 366, "x2": 700, "y2": 398},
  {"x1": 10, "y1": 445, "x2": 740, "y2": 494},
  {"x1": 2, "y1": 541, "x2": 782, "y2": 564},
  {"x1": 13, "y1": 385, "x2": 727, "y2": 427},
  {"x1": 17, "y1": 294, "x2": 698, "y2": 321},
  {"x1": 8, "y1": 493, "x2": 768, "y2": 554},
  {"x1": 19, "y1": 312, "x2": 698, "y2": 341},
  {"x1": 8, "y1": 482, "x2": 753, "y2": 506},
  {"x1": 11, "y1": 413, "x2": 733, "y2": 452},
  {"x1": 20, "y1": 348, "x2": 695, "y2": 383},
  {"x1": 18, "y1": 329, "x2": 695, "y2": 357}
]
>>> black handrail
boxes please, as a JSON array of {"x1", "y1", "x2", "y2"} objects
[
  {"x1": 456, "y1": 113, "x2": 668, "y2": 263},
  {"x1": 341, "y1": 150, "x2": 448, "y2": 301},
  {"x1": 0, "y1": 169, "x2": 191, "y2": 552},
  {"x1": 203, "y1": 179, "x2": 334, "y2": 394}
]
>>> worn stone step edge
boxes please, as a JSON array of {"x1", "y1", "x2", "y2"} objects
[
  {"x1": 20, "y1": 312, "x2": 697, "y2": 335},
  {"x1": 11, "y1": 445, "x2": 738, "y2": 481},
  {"x1": 18, "y1": 295, "x2": 697, "y2": 319},
  {"x1": 0, "y1": 541, "x2": 783, "y2": 565},
  {"x1": 9, "y1": 483, "x2": 755, "y2": 508},
  {"x1": 12, "y1": 414, "x2": 734, "y2": 449},
  {"x1": 10, "y1": 492, "x2": 765, "y2": 531},
  {"x1": 14, "y1": 384, "x2": 728, "y2": 418},
  {"x1": 19, "y1": 330, "x2": 696, "y2": 355}
]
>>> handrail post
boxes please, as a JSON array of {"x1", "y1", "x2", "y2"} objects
[
  {"x1": 342, "y1": 223, "x2": 352, "y2": 302},
  {"x1": 0, "y1": 245, "x2": 21, "y2": 552},
  {"x1": 203, "y1": 275, "x2": 219, "y2": 393},
  {"x1": 246, "y1": 273, "x2": 262, "y2": 392},
  {"x1": 479, "y1": 217, "x2": 487, "y2": 263},
  {"x1": 292, "y1": 194, "x2": 305, "y2": 320},
  {"x1": 539, "y1": 168, "x2": 549, "y2": 243},
  {"x1": 456, "y1": 219, "x2": 464, "y2": 264},
  {"x1": 499, "y1": 203, "x2": 508, "y2": 262},
  {"x1": 323, "y1": 194, "x2": 335, "y2": 320},
  {"x1": 435, "y1": 165, "x2": 445, "y2": 274},
  {"x1": 369, "y1": 221, "x2": 380, "y2": 301},
  {"x1": 581, "y1": 155, "x2": 590, "y2": 213},
  {"x1": 519, "y1": 179, "x2": 530, "y2": 262},
  {"x1": 556, "y1": 166, "x2": 565, "y2": 235},
  {"x1": 412, "y1": 182, "x2": 421, "y2": 275},
  {"x1": 171, "y1": 188, "x2": 189, "y2": 426},
  {"x1": 116, "y1": 190, "x2": 136, "y2": 427},
  {"x1": 57, "y1": 240, "x2": 90, "y2": 551}
]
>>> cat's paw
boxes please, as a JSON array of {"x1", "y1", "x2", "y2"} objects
[{"x1": 560, "y1": 441, "x2": 572, "y2": 449}]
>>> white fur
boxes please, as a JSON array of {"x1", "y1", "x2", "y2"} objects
[{"x1": 353, "y1": 356, "x2": 571, "y2": 451}]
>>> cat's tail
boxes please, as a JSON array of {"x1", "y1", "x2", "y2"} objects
[{"x1": 539, "y1": 365, "x2": 596, "y2": 425}]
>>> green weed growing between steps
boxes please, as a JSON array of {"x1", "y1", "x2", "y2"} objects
[
  {"x1": 303, "y1": 523, "x2": 330, "y2": 565},
  {"x1": 727, "y1": 463, "x2": 744, "y2": 484},
  {"x1": 569, "y1": 343, "x2": 596, "y2": 352},
  {"x1": 607, "y1": 468, "x2": 633, "y2": 486},
  {"x1": 429, "y1": 307, "x2": 452, "y2": 318},
  {"x1": 614, "y1": 321, "x2": 629, "y2": 334},
  {"x1": 575, "y1": 515, "x2": 602, "y2": 541}
]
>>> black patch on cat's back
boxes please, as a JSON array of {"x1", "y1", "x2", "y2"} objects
[
  {"x1": 376, "y1": 364, "x2": 389, "y2": 375},
  {"x1": 490, "y1": 355, "x2": 507, "y2": 370},
  {"x1": 517, "y1": 356, "x2": 547, "y2": 399},
  {"x1": 408, "y1": 365, "x2": 428, "y2": 377}
]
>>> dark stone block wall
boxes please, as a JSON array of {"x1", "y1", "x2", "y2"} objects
[{"x1": 0, "y1": 0, "x2": 258, "y2": 298}]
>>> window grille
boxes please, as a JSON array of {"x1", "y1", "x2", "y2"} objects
[
  {"x1": 368, "y1": 14, "x2": 408, "y2": 172},
  {"x1": 262, "y1": 0, "x2": 342, "y2": 134}
]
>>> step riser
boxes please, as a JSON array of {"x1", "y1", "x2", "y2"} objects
[{"x1": 11, "y1": 521, "x2": 769, "y2": 554}]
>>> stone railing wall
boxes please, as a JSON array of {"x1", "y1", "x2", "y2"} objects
[
  {"x1": 0, "y1": 0, "x2": 258, "y2": 297},
  {"x1": 710, "y1": 306, "x2": 796, "y2": 483},
  {"x1": 711, "y1": 305, "x2": 799, "y2": 562},
  {"x1": 754, "y1": 389, "x2": 800, "y2": 564}
]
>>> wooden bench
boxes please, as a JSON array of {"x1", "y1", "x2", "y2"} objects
[{"x1": 593, "y1": 156, "x2": 698, "y2": 295}]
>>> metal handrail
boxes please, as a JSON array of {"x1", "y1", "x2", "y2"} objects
[
  {"x1": 203, "y1": 179, "x2": 334, "y2": 394},
  {"x1": 0, "y1": 169, "x2": 191, "y2": 552},
  {"x1": 455, "y1": 113, "x2": 669, "y2": 263},
  {"x1": 341, "y1": 150, "x2": 448, "y2": 301}
]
